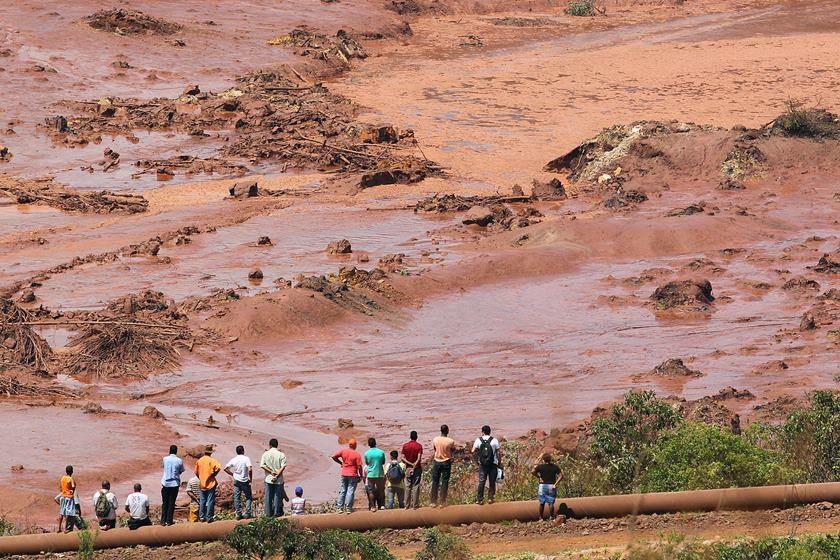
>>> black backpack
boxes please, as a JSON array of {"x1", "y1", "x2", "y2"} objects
[{"x1": 477, "y1": 437, "x2": 496, "y2": 467}]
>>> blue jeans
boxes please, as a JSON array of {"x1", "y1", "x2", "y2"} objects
[
  {"x1": 337, "y1": 475, "x2": 360, "y2": 511},
  {"x1": 264, "y1": 482, "x2": 284, "y2": 517},
  {"x1": 233, "y1": 480, "x2": 253, "y2": 518},
  {"x1": 198, "y1": 487, "x2": 216, "y2": 521}
]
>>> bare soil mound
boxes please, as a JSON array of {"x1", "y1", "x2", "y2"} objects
[
  {"x1": 82, "y1": 9, "x2": 182, "y2": 36},
  {"x1": 650, "y1": 358, "x2": 704, "y2": 378}
]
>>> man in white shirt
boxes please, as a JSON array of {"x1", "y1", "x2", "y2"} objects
[
  {"x1": 260, "y1": 438, "x2": 287, "y2": 517},
  {"x1": 224, "y1": 445, "x2": 253, "y2": 519},
  {"x1": 472, "y1": 425, "x2": 502, "y2": 505},
  {"x1": 124, "y1": 483, "x2": 151, "y2": 530},
  {"x1": 92, "y1": 480, "x2": 118, "y2": 530}
]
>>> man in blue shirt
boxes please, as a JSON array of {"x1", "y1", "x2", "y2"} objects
[{"x1": 161, "y1": 445, "x2": 184, "y2": 525}]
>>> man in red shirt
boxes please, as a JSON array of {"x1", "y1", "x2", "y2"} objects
[
  {"x1": 400, "y1": 431, "x2": 423, "y2": 509},
  {"x1": 331, "y1": 438, "x2": 362, "y2": 514}
]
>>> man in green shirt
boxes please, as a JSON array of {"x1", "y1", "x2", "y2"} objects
[{"x1": 363, "y1": 437, "x2": 386, "y2": 511}]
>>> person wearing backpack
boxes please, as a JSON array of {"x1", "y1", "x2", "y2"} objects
[
  {"x1": 92, "y1": 480, "x2": 118, "y2": 530},
  {"x1": 472, "y1": 425, "x2": 502, "y2": 505},
  {"x1": 384, "y1": 450, "x2": 406, "y2": 509}
]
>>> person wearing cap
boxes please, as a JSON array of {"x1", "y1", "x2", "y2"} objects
[
  {"x1": 331, "y1": 438, "x2": 362, "y2": 514},
  {"x1": 194, "y1": 445, "x2": 221, "y2": 522},
  {"x1": 290, "y1": 486, "x2": 306, "y2": 515}
]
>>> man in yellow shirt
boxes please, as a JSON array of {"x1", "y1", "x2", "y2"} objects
[{"x1": 194, "y1": 445, "x2": 221, "y2": 522}]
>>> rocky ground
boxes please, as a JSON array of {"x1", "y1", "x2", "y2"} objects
[{"x1": 0, "y1": 0, "x2": 837, "y2": 540}]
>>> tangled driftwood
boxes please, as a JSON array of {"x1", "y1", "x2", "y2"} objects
[{"x1": 0, "y1": 299, "x2": 52, "y2": 371}]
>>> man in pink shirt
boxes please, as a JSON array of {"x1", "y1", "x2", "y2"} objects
[{"x1": 331, "y1": 438, "x2": 363, "y2": 514}]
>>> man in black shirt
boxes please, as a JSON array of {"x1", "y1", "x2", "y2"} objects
[{"x1": 532, "y1": 453, "x2": 562, "y2": 520}]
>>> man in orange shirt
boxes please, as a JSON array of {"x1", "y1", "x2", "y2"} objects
[
  {"x1": 194, "y1": 445, "x2": 222, "y2": 522},
  {"x1": 430, "y1": 425, "x2": 455, "y2": 507},
  {"x1": 57, "y1": 465, "x2": 76, "y2": 533}
]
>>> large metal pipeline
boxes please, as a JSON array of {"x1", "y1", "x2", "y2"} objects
[{"x1": 1, "y1": 482, "x2": 837, "y2": 555}]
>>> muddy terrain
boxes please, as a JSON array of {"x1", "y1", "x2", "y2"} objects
[{"x1": 0, "y1": 0, "x2": 838, "y2": 529}]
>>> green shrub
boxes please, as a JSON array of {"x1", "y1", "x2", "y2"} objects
[
  {"x1": 77, "y1": 530, "x2": 96, "y2": 560},
  {"x1": 225, "y1": 517, "x2": 393, "y2": 560},
  {"x1": 416, "y1": 527, "x2": 471, "y2": 560},
  {"x1": 779, "y1": 390, "x2": 840, "y2": 483},
  {"x1": 567, "y1": 0, "x2": 596, "y2": 16},
  {"x1": 641, "y1": 422, "x2": 792, "y2": 492},
  {"x1": 623, "y1": 533, "x2": 840, "y2": 560},
  {"x1": 0, "y1": 516, "x2": 15, "y2": 536},
  {"x1": 588, "y1": 391, "x2": 683, "y2": 493},
  {"x1": 771, "y1": 100, "x2": 840, "y2": 139}
]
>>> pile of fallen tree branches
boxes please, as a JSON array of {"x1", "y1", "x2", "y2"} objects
[
  {"x1": 0, "y1": 299, "x2": 52, "y2": 371},
  {"x1": 0, "y1": 176, "x2": 148, "y2": 214},
  {"x1": 63, "y1": 318, "x2": 190, "y2": 380},
  {"x1": 0, "y1": 375, "x2": 75, "y2": 398}
]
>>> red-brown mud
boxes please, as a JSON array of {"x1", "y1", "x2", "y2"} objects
[{"x1": 0, "y1": 0, "x2": 838, "y2": 529}]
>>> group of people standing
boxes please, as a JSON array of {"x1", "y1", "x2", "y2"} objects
[
  {"x1": 55, "y1": 424, "x2": 565, "y2": 532},
  {"x1": 331, "y1": 425, "x2": 519, "y2": 513}
]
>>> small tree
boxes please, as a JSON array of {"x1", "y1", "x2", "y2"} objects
[
  {"x1": 587, "y1": 391, "x2": 682, "y2": 493},
  {"x1": 780, "y1": 390, "x2": 840, "y2": 482}
]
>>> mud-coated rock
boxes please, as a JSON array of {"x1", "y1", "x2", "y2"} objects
[
  {"x1": 531, "y1": 178, "x2": 566, "y2": 200},
  {"x1": 650, "y1": 279, "x2": 714, "y2": 311},
  {"x1": 462, "y1": 205, "x2": 495, "y2": 227},
  {"x1": 229, "y1": 181, "x2": 259, "y2": 198},
  {"x1": 18, "y1": 289, "x2": 36, "y2": 303},
  {"x1": 326, "y1": 239, "x2": 352, "y2": 254},
  {"x1": 800, "y1": 312, "x2": 817, "y2": 331},
  {"x1": 248, "y1": 268, "x2": 264, "y2": 280},
  {"x1": 44, "y1": 115, "x2": 68, "y2": 133},
  {"x1": 83, "y1": 402, "x2": 104, "y2": 414},
  {"x1": 814, "y1": 252, "x2": 840, "y2": 274},
  {"x1": 182, "y1": 84, "x2": 201, "y2": 96},
  {"x1": 358, "y1": 125, "x2": 399, "y2": 144},
  {"x1": 257, "y1": 236, "x2": 273, "y2": 246},
  {"x1": 143, "y1": 406, "x2": 165, "y2": 419},
  {"x1": 781, "y1": 276, "x2": 820, "y2": 292},
  {"x1": 651, "y1": 358, "x2": 703, "y2": 377},
  {"x1": 337, "y1": 418, "x2": 354, "y2": 430}
]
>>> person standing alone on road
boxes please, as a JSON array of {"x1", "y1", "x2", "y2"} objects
[
  {"x1": 472, "y1": 425, "x2": 502, "y2": 505},
  {"x1": 401, "y1": 431, "x2": 423, "y2": 509},
  {"x1": 260, "y1": 438, "x2": 287, "y2": 517},
  {"x1": 363, "y1": 437, "x2": 387, "y2": 511},
  {"x1": 195, "y1": 445, "x2": 222, "y2": 522},
  {"x1": 430, "y1": 425, "x2": 455, "y2": 507},
  {"x1": 160, "y1": 444, "x2": 184, "y2": 526},
  {"x1": 331, "y1": 438, "x2": 362, "y2": 514},
  {"x1": 224, "y1": 445, "x2": 253, "y2": 519}
]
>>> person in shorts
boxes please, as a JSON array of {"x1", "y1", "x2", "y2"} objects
[
  {"x1": 532, "y1": 453, "x2": 562, "y2": 520},
  {"x1": 57, "y1": 465, "x2": 76, "y2": 533}
]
